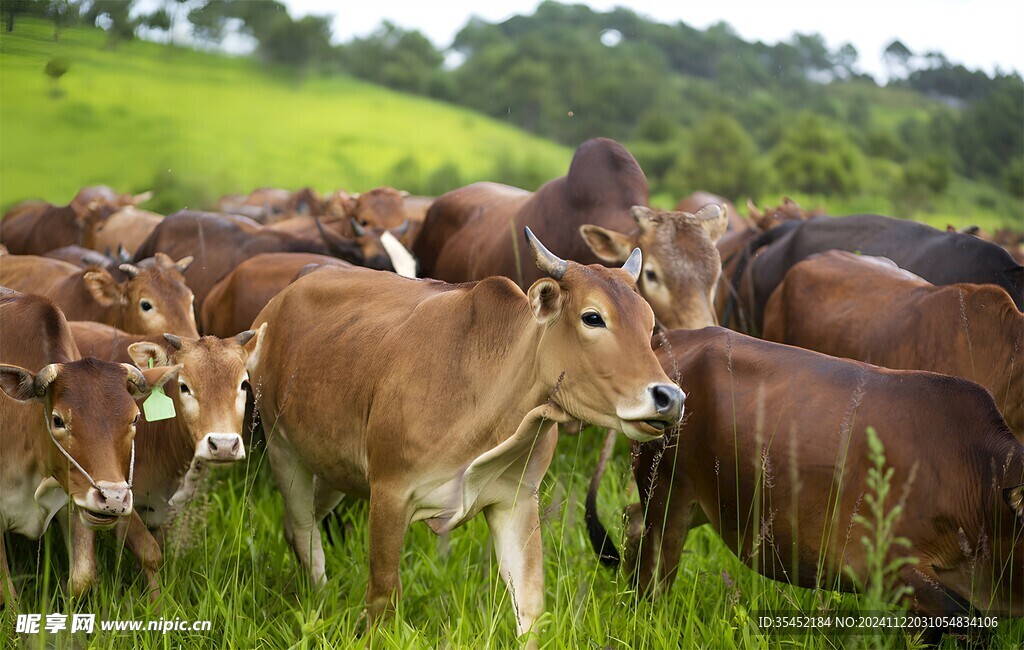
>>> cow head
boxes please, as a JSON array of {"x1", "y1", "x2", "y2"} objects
[
  {"x1": 580, "y1": 205, "x2": 727, "y2": 331},
  {"x1": 127, "y1": 324, "x2": 266, "y2": 464},
  {"x1": 0, "y1": 359, "x2": 177, "y2": 529},
  {"x1": 347, "y1": 187, "x2": 409, "y2": 229},
  {"x1": 525, "y1": 228, "x2": 684, "y2": 441},
  {"x1": 83, "y1": 253, "x2": 198, "y2": 337}
]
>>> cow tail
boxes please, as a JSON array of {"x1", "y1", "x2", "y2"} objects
[{"x1": 585, "y1": 429, "x2": 621, "y2": 568}]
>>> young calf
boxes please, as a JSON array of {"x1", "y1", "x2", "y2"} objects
[
  {"x1": 588, "y1": 327, "x2": 1024, "y2": 644},
  {"x1": 67, "y1": 322, "x2": 263, "y2": 598},
  {"x1": 0, "y1": 291, "x2": 177, "y2": 603},
  {"x1": 0, "y1": 252, "x2": 198, "y2": 337}
]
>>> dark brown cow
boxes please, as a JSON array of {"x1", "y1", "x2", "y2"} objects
[
  {"x1": 217, "y1": 187, "x2": 324, "y2": 223},
  {"x1": 201, "y1": 252, "x2": 351, "y2": 338},
  {"x1": 676, "y1": 191, "x2": 744, "y2": 232},
  {"x1": 587, "y1": 327, "x2": 1023, "y2": 644},
  {"x1": 93, "y1": 206, "x2": 164, "y2": 256},
  {"x1": 0, "y1": 291, "x2": 177, "y2": 603},
  {"x1": 132, "y1": 210, "x2": 369, "y2": 314},
  {"x1": 265, "y1": 214, "x2": 413, "y2": 277},
  {"x1": 415, "y1": 138, "x2": 728, "y2": 331},
  {"x1": 251, "y1": 231, "x2": 684, "y2": 644},
  {"x1": 763, "y1": 251, "x2": 1023, "y2": 439},
  {"x1": 67, "y1": 321, "x2": 263, "y2": 598},
  {"x1": 746, "y1": 197, "x2": 824, "y2": 231},
  {"x1": 0, "y1": 253, "x2": 198, "y2": 337},
  {"x1": 1, "y1": 188, "x2": 151, "y2": 255}
]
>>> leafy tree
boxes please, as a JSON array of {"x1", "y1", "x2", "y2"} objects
[
  {"x1": 44, "y1": 56, "x2": 69, "y2": 97},
  {"x1": 255, "y1": 13, "x2": 332, "y2": 67},
  {"x1": 883, "y1": 39, "x2": 913, "y2": 80},
  {"x1": 772, "y1": 113, "x2": 866, "y2": 195},
  {"x1": 85, "y1": 0, "x2": 138, "y2": 46},
  {"x1": 665, "y1": 115, "x2": 767, "y2": 200},
  {"x1": 340, "y1": 22, "x2": 446, "y2": 96}
]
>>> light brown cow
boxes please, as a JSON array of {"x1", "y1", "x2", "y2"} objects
[
  {"x1": 676, "y1": 191, "x2": 744, "y2": 232},
  {"x1": 251, "y1": 230, "x2": 684, "y2": 644},
  {"x1": 416, "y1": 139, "x2": 728, "y2": 331},
  {"x1": 66, "y1": 321, "x2": 263, "y2": 598},
  {"x1": 92, "y1": 206, "x2": 164, "y2": 256},
  {"x1": 0, "y1": 291, "x2": 176, "y2": 603},
  {"x1": 763, "y1": 251, "x2": 1023, "y2": 439},
  {"x1": 0, "y1": 253, "x2": 199, "y2": 337},
  {"x1": 588, "y1": 327, "x2": 1024, "y2": 644},
  {"x1": 201, "y1": 253, "x2": 351, "y2": 339}
]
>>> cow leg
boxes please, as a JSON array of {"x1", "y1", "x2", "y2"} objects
[
  {"x1": 484, "y1": 496, "x2": 545, "y2": 648},
  {"x1": 635, "y1": 483, "x2": 697, "y2": 596},
  {"x1": 365, "y1": 491, "x2": 409, "y2": 628},
  {"x1": 60, "y1": 508, "x2": 98, "y2": 598},
  {"x1": 115, "y1": 511, "x2": 163, "y2": 603},
  {"x1": 267, "y1": 430, "x2": 326, "y2": 585},
  {"x1": 1, "y1": 531, "x2": 16, "y2": 605},
  {"x1": 899, "y1": 564, "x2": 988, "y2": 647}
]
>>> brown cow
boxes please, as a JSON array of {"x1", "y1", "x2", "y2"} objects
[
  {"x1": 93, "y1": 206, "x2": 164, "y2": 256},
  {"x1": 132, "y1": 210, "x2": 370, "y2": 313},
  {"x1": 201, "y1": 253, "x2": 351, "y2": 338},
  {"x1": 66, "y1": 321, "x2": 263, "y2": 598},
  {"x1": 251, "y1": 231, "x2": 684, "y2": 644},
  {"x1": 586, "y1": 327, "x2": 1023, "y2": 644},
  {"x1": 1, "y1": 189, "x2": 151, "y2": 255},
  {"x1": 0, "y1": 253, "x2": 198, "y2": 337},
  {"x1": 217, "y1": 187, "x2": 323, "y2": 224},
  {"x1": 415, "y1": 138, "x2": 728, "y2": 331},
  {"x1": 0, "y1": 291, "x2": 177, "y2": 603},
  {"x1": 265, "y1": 214, "x2": 415, "y2": 278},
  {"x1": 746, "y1": 197, "x2": 824, "y2": 231},
  {"x1": 676, "y1": 191, "x2": 744, "y2": 232},
  {"x1": 763, "y1": 251, "x2": 1023, "y2": 439}
]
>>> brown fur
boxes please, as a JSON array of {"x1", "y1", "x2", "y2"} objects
[
  {"x1": 763, "y1": 251, "x2": 1024, "y2": 439},
  {"x1": 0, "y1": 253, "x2": 198, "y2": 337},
  {"x1": 626, "y1": 328, "x2": 1023, "y2": 638},
  {"x1": 676, "y1": 191, "x2": 744, "y2": 232}
]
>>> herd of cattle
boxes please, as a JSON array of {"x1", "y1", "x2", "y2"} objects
[{"x1": 0, "y1": 137, "x2": 1021, "y2": 645}]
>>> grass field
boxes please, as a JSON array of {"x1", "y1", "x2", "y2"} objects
[{"x1": 0, "y1": 19, "x2": 571, "y2": 214}]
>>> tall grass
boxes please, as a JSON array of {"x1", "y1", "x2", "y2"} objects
[{"x1": 3, "y1": 425, "x2": 1021, "y2": 648}]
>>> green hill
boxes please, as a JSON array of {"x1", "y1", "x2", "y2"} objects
[{"x1": 0, "y1": 19, "x2": 570, "y2": 213}]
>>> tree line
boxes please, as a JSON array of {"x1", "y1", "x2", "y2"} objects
[{"x1": 6, "y1": 0, "x2": 1022, "y2": 206}]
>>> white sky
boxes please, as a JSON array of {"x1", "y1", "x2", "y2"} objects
[{"x1": 283, "y1": 0, "x2": 1024, "y2": 80}]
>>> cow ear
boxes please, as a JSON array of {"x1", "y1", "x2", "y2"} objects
[
  {"x1": 692, "y1": 204, "x2": 728, "y2": 243},
  {"x1": 128, "y1": 342, "x2": 169, "y2": 368},
  {"x1": 83, "y1": 269, "x2": 122, "y2": 307},
  {"x1": 1004, "y1": 484, "x2": 1024, "y2": 521},
  {"x1": 241, "y1": 323, "x2": 267, "y2": 373},
  {"x1": 527, "y1": 278, "x2": 563, "y2": 323},
  {"x1": 579, "y1": 225, "x2": 634, "y2": 264},
  {"x1": 124, "y1": 363, "x2": 181, "y2": 400},
  {"x1": 0, "y1": 364, "x2": 43, "y2": 402},
  {"x1": 131, "y1": 190, "x2": 153, "y2": 205}
]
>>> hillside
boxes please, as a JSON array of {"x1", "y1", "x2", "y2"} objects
[{"x1": 0, "y1": 19, "x2": 570, "y2": 214}]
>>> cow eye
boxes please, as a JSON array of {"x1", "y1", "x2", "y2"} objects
[
  {"x1": 581, "y1": 312, "x2": 606, "y2": 328},
  {"x1": 645, "y1": 269, "x2": 658, "y2": 284},
  {"x1": 52, "y1": 414, "x2": 65, "y2": 429},
  {"x1": 240, "y1": 379, "x2": 250, "y2": 392},
  {"x1": 179, "y1": 382, "x2": 191, "y2": 395},
  {"x1": 133, "y1": 413, "x2": 140, "y2": 426},
  {"x1": 140, "y1": 300, "x2": 153, "y2": 312}
]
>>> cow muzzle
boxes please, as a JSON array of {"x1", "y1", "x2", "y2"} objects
[
  {"x1": 617, "y1": 383, "x2": 686, "y2": 441},
  {"x1": 196, "y1": 433, "x2": 245, "y2": 463},
  {"x1": 76, "y1": 481, "x2": 133, "y2": 529}
]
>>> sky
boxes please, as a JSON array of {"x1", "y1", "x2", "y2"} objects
[{"x1": 282, "y1": 0, "x2": 1024, "y2": 81}]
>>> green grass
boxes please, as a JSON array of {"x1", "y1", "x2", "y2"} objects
[
  {"x1": 3, "y1": 428, "x2": 1021, "y2": 649},
  {"x1": 0, "y1": 19, "x2": 570, "y2": 212}
]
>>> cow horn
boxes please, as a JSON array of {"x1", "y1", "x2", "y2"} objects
[
  {"x1": 524, "y1": 227, "x2": 567, "y2": 280},
  {"x1": 119, "y1": 264, "x2": 141, "y2": 279},
  {"x1": 622, "y1": 248, "x2": 642, "y2": 282},
  {"x1": 350, "y1": 217, "x2": 367, "y2": 237},
  {"x1": 176, "y1": 256, "x2": 194, "y2": 273},
  {"x1": 392, "y1": 220, "x2": 411, "y2": 236},
  {"x1": 123, "y1": 363, "x2": 148, "y2": 394},
  {"x1": 235, "y1": 329, "x2": 256, "y2": 346},
  {"x1": 33, "y1": 364, "x2": 60, "y2": 397},
  {"x1": 163, "y1": 333, "x2": 183, "y2": 350},
  {"x1": 117, "y1": 244, "x2": 132, "y2": 263}
]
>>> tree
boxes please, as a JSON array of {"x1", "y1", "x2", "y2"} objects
[
  {"x1": 44, "y1": 56, "x2": 69, "y2": 97},
  {"x1": 85, "y1": 0, "x2": 138, "y2": 46},
  {"x1": 883, "y1": 39, "x2": 913, "y2": 80},
  {"x1": 665, "y1": 115, "x2": 768, "y2": 200},
  {"x1": 772, "y1": 113, "x2": 866, "y2": 195}
]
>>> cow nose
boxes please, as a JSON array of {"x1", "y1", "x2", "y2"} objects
[
  {"x1": 650, "y1": 383, "x2": 685, "y2": 418},
  {"x1": 198, "y1": 433, "x2": 246, "y2": 462},
  {"x1": 88, "y1": 481, "x2": 134, "y2": 515}
]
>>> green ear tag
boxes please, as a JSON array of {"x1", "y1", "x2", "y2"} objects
[{"x1": 142, "y1": 358, "x2": 176, "y2": 422}]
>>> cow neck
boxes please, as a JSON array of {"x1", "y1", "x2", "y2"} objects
[
  {"x1": 131, "y1": 387, "x2": 196, "y2": 498},
  {"x1": 473, "y1": 309, "x2": 557, "y2": 452}
]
